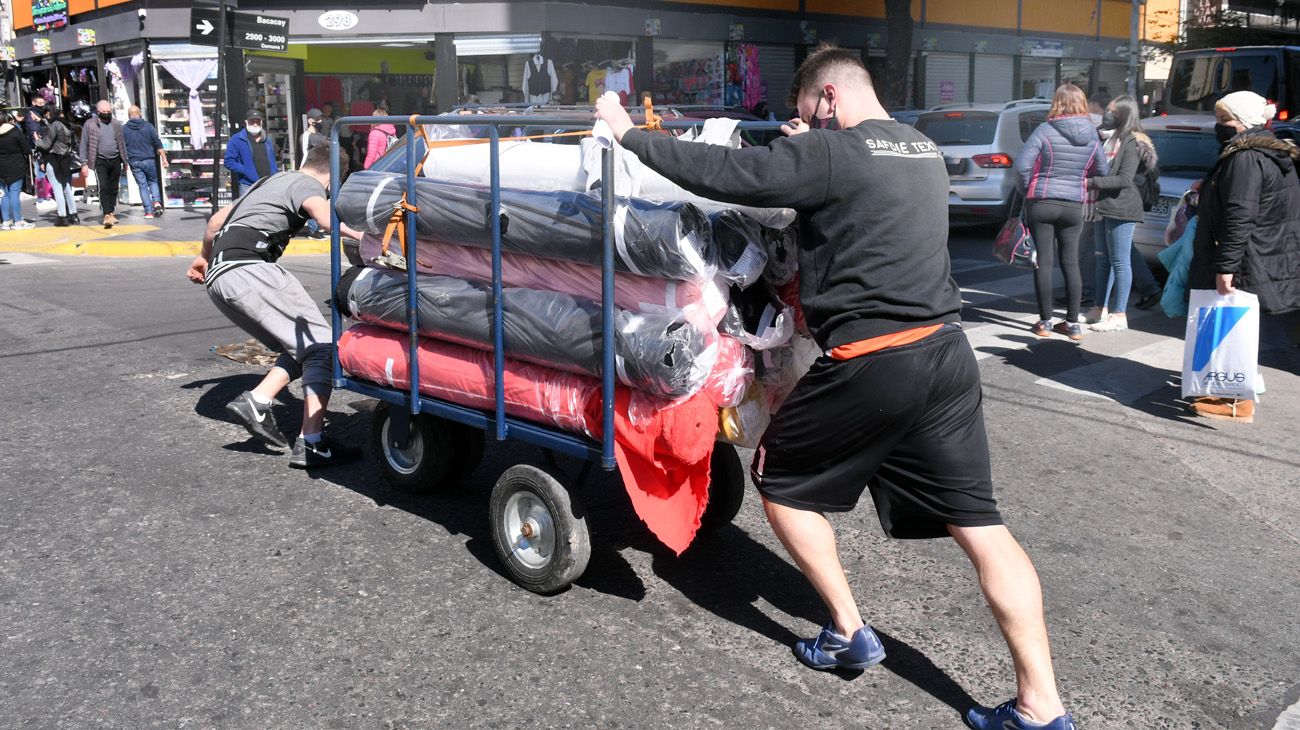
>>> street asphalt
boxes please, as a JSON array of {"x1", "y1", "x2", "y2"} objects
[{"x1": 0, "y1": 232, "x2": 1296, "y2": 729}]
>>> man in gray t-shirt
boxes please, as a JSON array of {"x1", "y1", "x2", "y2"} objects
[{"x1": 187, "y1": 145, "x2": 365, "y2": 468}]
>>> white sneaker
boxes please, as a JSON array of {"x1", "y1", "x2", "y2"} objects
[
  {"x1": 1083, "y1": 306, "x2": 1107, "y2": 324},
  {"x1": 1089, "y1": 314, "x2": 1128, "y2": 332},
  {"x1": 11, "y1": 221, "x2": 35, "y2": 230},
  {"x1": 0, "y1": 221, "x2": 11, "y2": 230}
]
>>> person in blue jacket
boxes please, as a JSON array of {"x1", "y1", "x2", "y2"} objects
[
  {"x1": 223, "y1": 111, "x2": 277, "y2": 195},
  {"x1": 122, "y1": 105, "x2": 167, "y2": 218}
]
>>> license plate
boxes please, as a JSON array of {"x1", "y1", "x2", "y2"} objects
[{"x1": 1150, "y1": 199, "x2": 1171, "y2": 218}]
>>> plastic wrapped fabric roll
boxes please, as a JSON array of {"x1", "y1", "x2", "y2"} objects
[
  {"x1": 720, "y1": 280, "x2": 794, "y2": 351},
  {"x1": 699, "y1": 335, "x2": 753, "y2": 409},
  {"x1": 718, "y1": 381, "x2": 772, "y2": 449},
  {"x1": 420, "y1": 139, "x2": 586, "y2": 190},
  {"x1": 336, "y1": 266, "x2": 718, "y2": 399},
  {"x1": 337, "y1": 170, "x2": 715, "y2": 281},
  {"x1": 356, "y1": 234, "x2": 729, "y2": 331},
  {"x1": 711, "y1": 209, "x2": 769, "y2": 289},
  {"x1": 762, "y1": 223, "x2": 799, "y2": 286},
  {"x1": 337, "y1": 324, "x2": 718, "y2": 554}
]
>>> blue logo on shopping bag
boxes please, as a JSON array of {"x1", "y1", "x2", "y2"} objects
[{"x1": 1192, "y1": 306, "x2": 1250, "y2": 371}]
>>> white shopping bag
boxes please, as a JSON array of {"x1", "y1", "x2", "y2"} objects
[{"x1": 1181, "y1": 289, "x2": 1261, "y2": 400}]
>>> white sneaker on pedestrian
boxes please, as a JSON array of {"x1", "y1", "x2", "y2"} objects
[
  {"x1": 1083, "y1": 306, "x2": 1107, "y2": 324},
  {"x1": 1089, "y1": 313, "x2": 1128, "y2": 332},
  {"x1": 0, "y1": 221, "x2": 11, "y2": 230},
  {"x1": 12, "y1": 221, "x2": 35, "y2": 230}
]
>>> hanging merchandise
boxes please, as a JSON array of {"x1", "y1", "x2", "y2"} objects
[
  {"x1": 158, "y1": 58, "x2": 218, "y2": 150},
  {"x1": 522, "y1": 53, "x2": 558, "y2": 105},
  {"x1": 655, "y1": 53, "x2": 724, "y2": 107},
  {"x1": 725, "y1": 43, "x2": 763, "y2": 110},
  {"x1": 604, "y1": 62, "x2": 634, "y2": 105}
]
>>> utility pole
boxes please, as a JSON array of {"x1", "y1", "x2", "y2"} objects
[
  {"x1": 1127, "y1": 0, "x2": 1144, "y2": 98},
  {"x1": 210, "y1": 0, "x2": 227, "y2": 214}
]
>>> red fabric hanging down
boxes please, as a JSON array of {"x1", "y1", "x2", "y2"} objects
[{"x1": 338, "y1": 324, "x2": 718, "y2": 554}]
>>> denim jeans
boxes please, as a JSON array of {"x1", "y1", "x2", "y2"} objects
[
  {"x1": 1094, "y1": 218, "x2": 1138, "y2": 313},
  {"x1": 1, "y1": 178, "x2": 23, "y2": 223},
  {"x1": 48, "y1": 165, "x2": 75, "y2": 217},
  {"x1": 129, "y1": 159, "x2": 160, "y2": 212},
  {"x1": 1129, "y1": 240, "x2": 1159, "y2": 298}
]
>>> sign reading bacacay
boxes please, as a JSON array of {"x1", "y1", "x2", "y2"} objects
[{"x1": 318, "y1": 10, "x2": 359, "y2": 31}]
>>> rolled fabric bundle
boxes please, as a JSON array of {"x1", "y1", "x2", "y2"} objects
[
  {"x1": 711, "y1": 209, "x2": 769, "y2": 289},
  {"x1": 335, "y1": 266, "x2": 718, "y2": 399},
  {"x1": 357, "y1": 234, "x2": 729, "y2": 330},
  {"x1": 699, "y1": 335, "x2": 753, "y2": 409},
  {"x1": 337, "y1": 170, "x2": 715, "y2": 281},
  {"x1": 338, "y1": 324, "x2": 716, "y2": 554},
  {"x1": 420, "y1": 139, "x2": 586, "y2": 190}
]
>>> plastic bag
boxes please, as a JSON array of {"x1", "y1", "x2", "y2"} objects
[
  {"x1": 718, "y1": 381, "x2": 771, "y2": 448},
  {"x1": 1181, "y1": 288, "x2": 1261, "y2": 401},
  {"x1": 719, "y1": 281, "x2": 794, "y2": 351},
  {"x1": 711, "y1": 210, "x2": 770, "y2": 289}
]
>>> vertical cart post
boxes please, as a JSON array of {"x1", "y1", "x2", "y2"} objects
[
  {"x1": 489, "y1": 125, "x2": 508, "y2": 442},
  {"x1": 405, "y1": 118, "x2": 420, "y2": 417},
  {"x1": 599, "y1": 148, "x2": 616, "y2": 469},
  {"x1": 329, "y1": 121, "x2": 344, "y2": 388}
]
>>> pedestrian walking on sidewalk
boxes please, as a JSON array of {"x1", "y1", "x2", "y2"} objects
[
  {"x1": 187, "y1": 145, "x2": 366, "y2": 468},
  {"x1": 1187, "y1": 91, "x2": 1300, "y2": 423},
  {"x1": 597, "y1": 43, "x2": 1076, "y2": 730},
  {"x1": 1086, "y1": 95, "x2": 1160, "y2": 333},
  {"x1": 1015, "y1": 83, "x2": 1106, "y2": 341},
  {"x1": 363, "y1": 106, "x2": 397, "y2": 170},
  {"x1": 122, "y1": 105, "x2": 166, "y2": 219},
  {"x1": 223, "y1": 111, "x2": 278, "y2": 196},
  {"x1": 79, "y1": 100, "x2": 128, "y2": 229},
  {"x1": 33, "y1": 107, "x2": 77, "y2": 226},
  {"x1": 0, "y1": 111, "x2": 35, "y2": 230}
]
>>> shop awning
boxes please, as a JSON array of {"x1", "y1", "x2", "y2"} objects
[{"x1": 453, "y1": 34, "x2": 541, "y2": 56}]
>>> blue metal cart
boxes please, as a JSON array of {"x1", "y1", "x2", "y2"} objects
[{"x1": 327, "y1": 113, "x2": 752, "y2": 594}]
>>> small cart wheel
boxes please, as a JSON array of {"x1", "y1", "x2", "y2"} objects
[
  {"x1": 369, "y1": 402, "x2": 453, "y2": 493},
  {"x1": 700, "y1": 443, "x2": 746, "y2": 532},
  {"x1": 489, "y1": 465, "x2": 591, "y2": 594},
  {"x1": 444, "y1": 422, "x2": 486, "y2": 485}
]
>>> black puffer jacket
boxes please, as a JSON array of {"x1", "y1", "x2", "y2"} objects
[
  {"x1": 1189, "y1": 130, "x2": 1300, "y2": 314},
  {"x1": 1090, "y1": 132, "x2": 1158, "y2": 222}
]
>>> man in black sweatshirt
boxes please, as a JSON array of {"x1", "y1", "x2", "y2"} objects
[{"x1": 597, "y1": 46, "x2": 1074, "y2": 730}]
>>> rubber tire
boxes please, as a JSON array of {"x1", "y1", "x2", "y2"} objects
[
  {"x1": 444, "y1": 422, "x2": 486, "y2": 485},
  {"x1": 369, "y1": 402, "x2": 453, "y2": 494},
  {"x1": 699, "y1": 443, "x2": 746, "y2": 533},
  {"x1": 489, "y1": 464, "x2": 591, "y2": 595}
]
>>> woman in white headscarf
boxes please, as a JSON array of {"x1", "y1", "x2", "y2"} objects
[{"x1": 1186, "y1": 91, "x2": 1300, "y2": 422}]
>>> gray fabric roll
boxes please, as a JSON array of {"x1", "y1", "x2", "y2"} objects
[
  {"x1": 336, "y1": 170, "x2": 715, "y2": 281},
  {"x1": 336, "y1": 266, "x2": 717, "y2": 399}
]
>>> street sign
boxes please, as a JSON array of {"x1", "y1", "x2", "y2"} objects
[
  {"x1": 190, "y1": 7, "x2": 220, "y2": 47},
  {"x1": 230, "y1": 12, "x2": 288, "y2": 53}
]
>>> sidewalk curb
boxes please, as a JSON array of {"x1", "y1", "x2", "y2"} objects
[{"x1": 0, "y1": 240, "x2": 335, "y2": 258}]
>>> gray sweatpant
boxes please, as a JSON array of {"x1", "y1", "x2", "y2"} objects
[{"x1": 207, "y1": 262, "x2": 333, "y2": 394}]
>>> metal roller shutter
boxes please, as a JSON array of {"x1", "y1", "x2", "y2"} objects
[
  {"x1": 973, "y1": 55, "x2": 1014, "y2": 104},
  {"x1": 925, "y1": 52, "x2": 971, "y2": 107},
  {"x1": 755, "y1": 44, "x2": 797, "y2": 118}
]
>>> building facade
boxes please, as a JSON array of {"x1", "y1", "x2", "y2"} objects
[{"x1": 4, "y1": 0, "x2": 1159, "y2": 209}]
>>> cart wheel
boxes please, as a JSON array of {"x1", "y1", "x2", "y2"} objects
[
  {"x1": 700, "y1": 443, "x2": 746, "y2": 533},
  {"x1": 445, "y1": 422, "x2": 486, "y2": 485},
  {"x1": 489, "y1": 465, "x2": 591, "y2": 594},
  {"x1": 369, "y1": 402, "x2": 453, "y2": 493}
]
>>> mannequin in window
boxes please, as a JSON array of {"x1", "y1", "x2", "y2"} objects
[{"x1": 522, "y1": 52, "x2": 558, "y2": 105}]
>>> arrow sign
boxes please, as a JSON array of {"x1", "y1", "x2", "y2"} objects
[{"x1": 189, "y1": 8, "x2": 223, "y2": 47}]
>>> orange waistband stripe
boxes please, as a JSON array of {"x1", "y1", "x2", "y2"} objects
[{"x1": 829, "y1": 324, "x2": 944, "y2": 360}]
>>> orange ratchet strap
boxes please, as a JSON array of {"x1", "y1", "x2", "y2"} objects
[{"x1": 377, "y1": 107, "x2": 665, "y2": 258}]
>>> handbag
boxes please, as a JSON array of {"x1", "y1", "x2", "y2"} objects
[
  {"x1": 992, "y1": 194, "x2": 1037, "y2": 269},
  {"x1": 1181, "y1": 289, "x2": 1261, "y2": 401}
]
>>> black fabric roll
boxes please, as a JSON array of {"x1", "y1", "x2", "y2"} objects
[
  {"x1": 336, "y1": 170, "x2": 715, "y2": 281},
  {"x1": 336, "y1": 266, "x2": 715, "y2": 399}
]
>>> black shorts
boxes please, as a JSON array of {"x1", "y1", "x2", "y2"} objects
[{"x1": 752, "y1": 324, "x2": 1003, "y2": 539}]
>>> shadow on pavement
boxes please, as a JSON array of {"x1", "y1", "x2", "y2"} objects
[{"x1": 654, "y1": 523, "x2": 979, "y2": 711}]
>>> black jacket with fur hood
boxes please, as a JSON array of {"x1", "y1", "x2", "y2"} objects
[
  {"x1": 1090, "y1": 131, "x2": 1158, "y2": 222},
  {"x1": 1189, "y1": 129, "x2": 1300, "y2": 314}
]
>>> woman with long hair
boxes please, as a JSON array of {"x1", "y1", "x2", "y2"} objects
[
  {"x1": 1086, "y1": 95, "x2": 1158, "y2": 331},
  {"x1": 35, "y1": 107, "x2": 78, "y2": 226},
  {"x1": 1014, "y1": 83, "x2": 1106, "y2": 340}
]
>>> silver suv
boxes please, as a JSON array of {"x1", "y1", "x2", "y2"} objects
[{"x1": 913, "y1": 100, "x2": 1052, "y2": 226}]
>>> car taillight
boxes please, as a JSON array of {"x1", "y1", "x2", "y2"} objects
[
  {"x1": 945, "y1": 112, "x2": 964, "y2": 118},
  {"x1": 972, "y1": 153, "x2": 1012, "y2": 168},
  {"x1": 1281, "y1": 109, "x2": 1290, "y2": 121}
]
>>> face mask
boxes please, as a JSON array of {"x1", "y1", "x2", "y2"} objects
[
  {"x1": 97, "y1": 112, "x2": 112, "y2": 122},
  {"x1": 804, "y1": 91, "x2": 840, "y2": 131},
  {"x1": 1100, "y1": 111, "x2": 1117, "y2": 130},
  {"x1": 1215, "y1": 122, "x2": 1238, "y2": 146},
  {"x1": 246, "y1": 124, "x2": 263, "y2": 136}
]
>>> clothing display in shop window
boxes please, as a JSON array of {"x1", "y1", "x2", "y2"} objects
[
  {"x1": 585, "y1": 66, "x2": 606, "y2": 103},
  {"x1": 725, "y1": 44, "x2": 763, "y2": 111},
  {"x1": 522, "y1": 53, "x2": 559, "y2": 105},
  {"x1": 604, "y1": 65, "x2": 634, "y2": 105}
]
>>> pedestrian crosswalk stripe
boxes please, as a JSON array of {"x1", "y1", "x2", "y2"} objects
[
  {"x1": 0, "y1": 253, "x2": 58, "y2": 266},
  {"x1": 1033, "y1": 338, "x2": 1183, "y2": 404}
]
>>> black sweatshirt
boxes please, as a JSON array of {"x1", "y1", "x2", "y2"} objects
[{"x1": 621, "y1": 120, "x2": 961, "y2": 350}]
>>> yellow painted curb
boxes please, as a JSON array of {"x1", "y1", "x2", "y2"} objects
[{"x1": 0, "y1": 232, "x2": 333, "y2": 258}]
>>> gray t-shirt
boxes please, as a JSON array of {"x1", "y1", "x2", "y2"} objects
[{"x1": 213, "y1": 171, "x2": 326, "y2": 263}]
